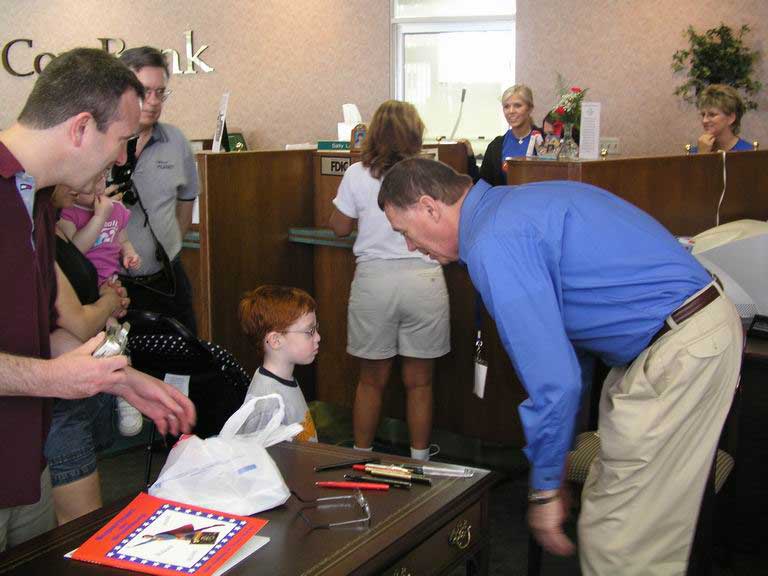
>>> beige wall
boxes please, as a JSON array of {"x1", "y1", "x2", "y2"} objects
[
  {"x1": 0, "y1": 0, "x2": 390, "y2": 150},
  {"x1": 1, "y1": 1, "x2": 766, "y2": 156},
  {"x1": 517, "y1": 0, "x2": 768, "y2": 156}
]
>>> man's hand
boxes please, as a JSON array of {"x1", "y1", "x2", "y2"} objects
[
  {"x1": 697, "y1": 133, "x2": 716, "y2": 153},
  {"x1": 527, "y1": 489, "x2": 576, "y2": 556},
  {"x1": 108, "y1": 367, "x2": 197, "y2": 436},
  {"x1": 49, "y1": 333, "x2": 129, "y2": 398}
]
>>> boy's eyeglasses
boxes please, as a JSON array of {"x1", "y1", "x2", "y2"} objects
[{"x1": 282, "y1": 322, "x2": 320, "y2": 338}]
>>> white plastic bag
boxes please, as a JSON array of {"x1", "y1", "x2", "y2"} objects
[{"x1": 149, "y1": 394, "x2": 302, "y2": 516}]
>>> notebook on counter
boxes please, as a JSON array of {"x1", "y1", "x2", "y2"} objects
[{"x1": 67, "y1": 492, "x2": 269, "y2": 576}]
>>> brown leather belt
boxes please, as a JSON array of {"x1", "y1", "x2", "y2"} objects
[{"x1": 648, "y1": 284, "x2": 721, "y2": 348}]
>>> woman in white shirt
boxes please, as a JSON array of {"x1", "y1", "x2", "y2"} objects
[{"x1": 329, "y1": 100, "x2": 450, "y2": 460}]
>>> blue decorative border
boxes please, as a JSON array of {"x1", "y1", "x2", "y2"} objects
[{"x1": 106, "y1": 504, "x2": 246, "y2": 574}]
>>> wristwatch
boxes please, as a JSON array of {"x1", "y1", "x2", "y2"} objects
[{"x1": 528, "y1": 489, "x2": 560, "y2": 505}]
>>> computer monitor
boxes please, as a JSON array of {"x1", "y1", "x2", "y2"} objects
[{"x1": 691, "y1": 219, "x2": 768, "y2": 320}]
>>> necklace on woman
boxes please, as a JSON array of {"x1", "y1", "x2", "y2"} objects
[{"x1": 515, "y1": 129, "x2": 532, "y2": 145}]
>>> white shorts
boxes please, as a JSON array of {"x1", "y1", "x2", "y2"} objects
[{"x1": 347, "y1": 259, "x2": 450, "y2": 360}]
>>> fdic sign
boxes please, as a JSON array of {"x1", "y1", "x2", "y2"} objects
[{"x1": 321, "y1": 157, "x2": 350, "y2": 177}]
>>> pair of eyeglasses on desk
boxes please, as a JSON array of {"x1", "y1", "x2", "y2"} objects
[{"x1": 291, "y1": 489, "x2": 371, "y2": 529}]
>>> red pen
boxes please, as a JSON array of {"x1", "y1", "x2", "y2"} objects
[{"x1": 315, "y1": 481, "x2": 389, "y2": 491}]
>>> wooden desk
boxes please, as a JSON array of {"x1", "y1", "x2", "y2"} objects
[
  {"x1": 722, "y1": 337, "x2": 768, "y2": 561},
  {"x1": 0, "y1": 443, "x2": 497, "y2": 576}
]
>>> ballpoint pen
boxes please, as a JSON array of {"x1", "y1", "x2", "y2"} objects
[
  {"x1": 352, "y1": 464, "x2": 431, "y2": 486},
  {"x1": 315, "y1": 481, "x2": 389, "y2": 491},
  {"x1": 344, "y1": 474, "x2": 411, "y2": 489},
  {"x1": 401, "y1": 464, "x2": 474, "y2": 478}
]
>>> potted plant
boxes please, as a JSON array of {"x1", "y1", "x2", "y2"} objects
[{"x1": 672, "y1": 23, "x2": 762, "y2": 110}]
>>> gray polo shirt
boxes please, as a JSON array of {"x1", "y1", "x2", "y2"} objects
[{"x1": 122, "y1": 122, "x2": 198, "y2": 276}]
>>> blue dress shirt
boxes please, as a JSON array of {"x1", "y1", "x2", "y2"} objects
[{"x1": 458, "y1": 180, "x2": 711, "y2": 489}]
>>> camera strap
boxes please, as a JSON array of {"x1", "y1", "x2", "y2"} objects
[{"x1": 121, "y1": 180, "x2": 177, "y2": 298}]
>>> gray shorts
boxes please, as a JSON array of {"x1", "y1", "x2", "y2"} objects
[{"x1": 347, "y1": 259, "x2": 450, "y2": 360}]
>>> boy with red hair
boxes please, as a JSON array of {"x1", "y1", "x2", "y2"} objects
[{"x1": 239, "y1": 285, "x2": 318, "y2": 442}]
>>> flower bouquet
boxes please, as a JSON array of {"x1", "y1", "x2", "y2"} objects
[
  {"x1": 552, "y1": 86, "x2": 587, "y2": 126},
  {"x1": 542, "y1": 84, "x2": 586, "y2": 160}
]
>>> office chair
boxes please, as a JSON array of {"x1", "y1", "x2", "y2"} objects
[
  {"x1": 125, "y1": 311, "x2": 250, "y2": 487},
  {"x1": 526, "y1": 431, "x2": 734, "y2": 576}
]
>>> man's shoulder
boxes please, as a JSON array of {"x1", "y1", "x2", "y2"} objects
[{"x1": 155, "y1": 122, "x2": 191, "y2": 146}]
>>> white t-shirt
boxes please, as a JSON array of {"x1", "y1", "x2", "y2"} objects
[
  {"x1": 244, "y1": 367, "x2": 317, "y2": 442},
  {"x1": 333, "y1": 161, "x2": 430, "y2": 264}
]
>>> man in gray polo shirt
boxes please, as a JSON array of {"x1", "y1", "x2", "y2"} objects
[{"x1": 118, "y1": 46, "x2": 198, "y2": 333}]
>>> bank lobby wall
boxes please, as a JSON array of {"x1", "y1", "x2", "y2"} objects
[{"x1": 2, "y1": 1, "x2": 767, "y2": 156}]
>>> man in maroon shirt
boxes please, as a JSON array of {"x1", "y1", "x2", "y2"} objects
[{"x1": 0, "y1": 48, "x2": 196, "y2": 551}]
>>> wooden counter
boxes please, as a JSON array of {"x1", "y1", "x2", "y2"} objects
[
  {"x1": 193, "y1": 150, "x2": 316, "y2": 379},
  {"x1": 505, "y1": 150, "x2": 768, "y2": 235},
  {"x1": 306, "y1": 143, "x2": 529, "y2": 445}
]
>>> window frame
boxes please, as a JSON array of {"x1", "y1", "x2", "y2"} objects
[{"x1": 390, "y1": 4, "x2": 516, "y2": 101}]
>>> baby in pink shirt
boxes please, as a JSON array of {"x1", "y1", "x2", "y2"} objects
[{"x1": 59, "y1": 187, "x2": 141, "y2": 285}]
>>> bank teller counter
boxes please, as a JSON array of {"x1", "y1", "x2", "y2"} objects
[
  {"x1": 504, "y1": 149, "x2": 768, "y2": 235},
  {"x1": 292, "y1": 142, "x2": 533, "y2": 447}
]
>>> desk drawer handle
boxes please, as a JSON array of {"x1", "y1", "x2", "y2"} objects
[
  {"x1": 449, "y1": 519, "x2": 472, "y2": 550},
  {"x1": 392, "y1": 568, "x2": 411, "y2": 576}
]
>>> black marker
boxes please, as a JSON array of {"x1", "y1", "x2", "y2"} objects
[
  {"x1": 313, "y1": 456, "x2": 380, "y2": 472},
  {"x1": 344, "y1": 473, "x2": 411, "y2": 489}
]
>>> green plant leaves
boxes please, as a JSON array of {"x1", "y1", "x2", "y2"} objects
[{"x1": 671, "y1": 23, "x2": 762, "y2": 110}]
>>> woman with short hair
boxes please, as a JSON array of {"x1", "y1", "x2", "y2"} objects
[{"x1": 695, "y1": 84, "x2": 751, "y2": 153}]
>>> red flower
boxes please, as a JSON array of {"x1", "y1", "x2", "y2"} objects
[
  {"x1": 556, "y1": 106, "x2": 566, "y2": 115},
  {"x1": 551, "y1": 121, "x2": 564, "y2": 136},
  {"x1": 570, "y1": 87, "x2": 582, "y2": 93}
]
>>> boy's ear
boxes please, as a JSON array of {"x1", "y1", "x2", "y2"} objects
[{"x1": 264, "y1": 331, "x2": 282, "y2": 351}]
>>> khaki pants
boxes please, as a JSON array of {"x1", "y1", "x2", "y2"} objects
[
  {"x1": 579, "y1": 284, "x2": 742, "y2": 575},
  {"x1": 0, "y1": 467, "x2": 56, "y2": 552}
]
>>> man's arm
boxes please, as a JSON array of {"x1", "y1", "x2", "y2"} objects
[
  {"x1": 1, "y1": 330, "x2": 127, "y2": 398},
  {"x1": 467, "y1": 233, "x2": 580, "y2": 556},
  {"x1": 176, "y1": 200, "x2": 194, "y2": 240}
]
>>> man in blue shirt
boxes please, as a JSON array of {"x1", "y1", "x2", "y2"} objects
[{"x1": 378, "y1": 157, "x2": 742, "y2": 575}]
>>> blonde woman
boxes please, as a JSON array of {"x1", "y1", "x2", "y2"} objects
[
  {"x1": 479, "y1": 84, "x2": 541, "y2": 185},
  {"x1": 329, "y1": 100, "x2": 450, "y2": 461},
  {"x1": 695, "y1": 84, "x2": 751, "y2": 153}
]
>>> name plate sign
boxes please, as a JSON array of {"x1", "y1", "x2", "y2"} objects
[{"x1": 321, "y1": 156, "x2": 350, "y2": 176}]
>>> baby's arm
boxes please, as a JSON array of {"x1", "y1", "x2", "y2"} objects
[
  {"x1": 118, "y1": 229, "x2": 142, "y2": 270},
  {"x1": 71, "y1": 195, "x2": 114, "y2": 253},
  {"x1": 57, "y1": 218, "x2": 78, "y2": 242}
]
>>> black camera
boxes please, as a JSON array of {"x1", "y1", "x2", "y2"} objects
[{"x1": 107, "y1": 137, "x2": 139, "y2": 205}]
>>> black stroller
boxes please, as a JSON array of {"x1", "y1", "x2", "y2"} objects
[{"x1": 125, "y1": 311, "x2": 250, "y2": 487}]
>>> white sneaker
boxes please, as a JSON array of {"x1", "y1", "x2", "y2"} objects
[{"x1": 117, "y1": 397, "x2": 143, "y2": 436}]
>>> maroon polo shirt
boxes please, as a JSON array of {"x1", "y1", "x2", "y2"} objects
[{"x1": 0, "y1": 141, "x2": 57, "y2": 507}]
